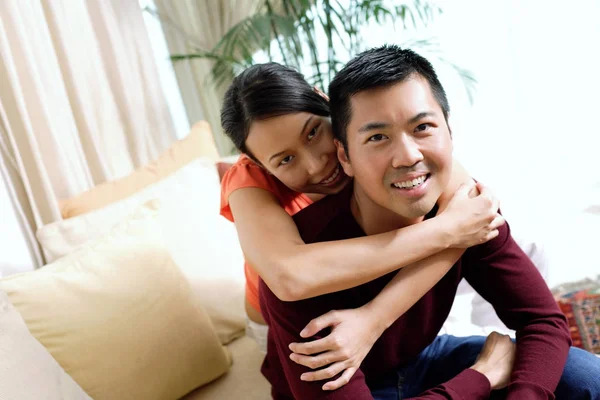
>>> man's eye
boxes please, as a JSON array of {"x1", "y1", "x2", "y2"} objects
[
  {"x1": 279, "y1": 155, "x2": 294, "y2": 166},
  {"x1": 368, "y1": 134, "x2": 386, "y2": 142},
  {"x1": 415, "y1": 123, "x2": 431, "y2": 132},
  {"x1": 307, "y1": 126, "x2": 319, "y2": 140}
]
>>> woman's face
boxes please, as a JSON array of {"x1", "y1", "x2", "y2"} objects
[{"x1": 245, "y1": 112, "x2": 350, "y2": 195}]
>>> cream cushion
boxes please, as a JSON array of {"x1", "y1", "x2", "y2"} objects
[
  {"x1": 0, "y1": 289, "x2": 92, "y2": 400},
  {"x1": 37, "y1": 159, "x2": 246, "y2": 344},
  {"x1": 59, "y1": 121, "x2": 219, "y2": 219},
  {"x1": 2, "y1": 203, "x2": 231, "y2": 400}
]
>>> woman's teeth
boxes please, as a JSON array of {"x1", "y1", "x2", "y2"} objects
[
  {"x1": 392, "y1": 175, "x2": 427, "y2": 189},
  {"x1": 321, "y1": 165, "x2": 340, "y2": 184}
]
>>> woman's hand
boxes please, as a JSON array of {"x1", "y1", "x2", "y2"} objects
[
  {"x1": 438, "y1": 181, "x2": 505, "y2": 248},
  {"x1": 288, "y1": 307, "x2": 382, "y2": 391}
]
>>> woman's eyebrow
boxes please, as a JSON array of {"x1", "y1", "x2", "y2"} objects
[{"x1": 299, "y1": 115, "x2": 314, "y2": 136}]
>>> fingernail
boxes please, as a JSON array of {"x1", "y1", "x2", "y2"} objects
[
  {"x1": 300, "y1": 329, "x2": 307, "y2": 337},
  {"x1": 300, "y1": 374, "x2": 307, "y2": 381}
]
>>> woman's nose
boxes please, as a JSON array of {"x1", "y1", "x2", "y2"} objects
[{"x1": 306, "y1": 153, "x2": 327, "y2": 176}]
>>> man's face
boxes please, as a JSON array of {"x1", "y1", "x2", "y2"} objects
[{"x1": 337, "y1": 75, "x2": 453, "y2": 221}]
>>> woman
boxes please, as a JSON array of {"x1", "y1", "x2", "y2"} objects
[{"x1": 220, "y1": 62, "x2": 503, "y2": 390}]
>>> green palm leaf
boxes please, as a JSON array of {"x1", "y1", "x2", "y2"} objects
[{"x1": 151, "y1": 0, "x2": 476, "y2": 100}]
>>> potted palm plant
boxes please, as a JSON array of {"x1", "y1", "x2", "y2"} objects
[{"x1": 160, "y1": 0, "x2": 475, "y2": 97}]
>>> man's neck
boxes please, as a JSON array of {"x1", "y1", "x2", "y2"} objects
[{"x1": 350, "y1": 184, "x2": 424, "y2": 235}]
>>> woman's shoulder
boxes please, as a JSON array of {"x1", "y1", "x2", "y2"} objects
[
  {"x1": 220, "y1": 154, "x2": 315, "y2": 221},
  {"x1": 220, "y1": 154, "x2": 298, "y2": 221}
]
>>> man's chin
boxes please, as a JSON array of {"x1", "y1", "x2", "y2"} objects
[{"x1": 395, "y1": 199, "x2": 438, "y2": 220}]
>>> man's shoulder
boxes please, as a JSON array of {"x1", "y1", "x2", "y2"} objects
[
  {"x1": 461, "y1": 220, "x2": 528, "y2": 275},
  {"x1": 293, "y1": 182, "x2": 361, "y2": 244},
  {"x1": 465, "y1": 219, "x2": 513, "y2": 259}
]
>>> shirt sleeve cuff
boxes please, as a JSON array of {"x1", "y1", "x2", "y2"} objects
[{"x1": 445, "y1": 369, "x2": 491, "y2": 399}]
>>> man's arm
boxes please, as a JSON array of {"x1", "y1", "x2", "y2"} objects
[
  {"x1": 262, "y1": 279, "x2": 512, "y2": 400},
  {"x1": 260, "y1": 281, "x2": 373, "y2": 400},
  {"x1": 407, "y1": 369, "x2": 491, "y2": 399},
  {"x1": 463, "y1": 222, "x2": 571, "y2": 398}
]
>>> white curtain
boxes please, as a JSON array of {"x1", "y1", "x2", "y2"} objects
[
  {"x1": 0, "y1": 0, "x2": 176, "y2": 268},
  {"x1": 152, "y1": 0, "x2": 262, "y2": 156}
]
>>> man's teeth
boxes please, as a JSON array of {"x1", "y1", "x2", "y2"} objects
[
  {"x1": 321, "y1": 165, "x2": 340, "y2": 184},
  {"x1": 393, "y1": 175, "x2": 427, "y2": 189}
]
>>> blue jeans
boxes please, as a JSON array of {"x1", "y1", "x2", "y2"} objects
[{"x1": 370, "y1": 335, "x2": 600, "y2": 400}]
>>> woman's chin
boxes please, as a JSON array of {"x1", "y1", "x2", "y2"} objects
[{"x1": 309, "y1": 174, "x2": 351, "y2": 195}]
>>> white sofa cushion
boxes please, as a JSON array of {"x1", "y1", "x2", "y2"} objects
[
  {"x1": 0, "y1": 289, "x2": 91, "y2": 400},
  {"x1": 37, "y1": 159, "x2": 246, "y2": 344}
]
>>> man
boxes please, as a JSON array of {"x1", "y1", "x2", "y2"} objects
[{"x1": 259, "y1": 45, "x2": 600, "y2": 399}]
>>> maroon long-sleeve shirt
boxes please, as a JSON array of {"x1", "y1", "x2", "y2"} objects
[{"x1": 259, "y1": 183, "x2": 571, "y2": 399}]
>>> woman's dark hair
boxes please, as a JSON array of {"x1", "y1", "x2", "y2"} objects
[{"x1": 221, "y1": 62, "x2": 330, "y2": 156}]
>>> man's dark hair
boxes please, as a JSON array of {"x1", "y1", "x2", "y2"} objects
[
  {"x1": 329, "y1": 45, "x2": 450, "y2": 151},
  {"x1": 221, "y1": 62, "x2": 330, "y2": 157}
]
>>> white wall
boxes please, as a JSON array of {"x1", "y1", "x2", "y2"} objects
[{"x1": 364, "y1": 0, "x2": 600, "y2": 285}]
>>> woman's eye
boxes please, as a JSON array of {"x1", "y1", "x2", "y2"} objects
[
  {"x1": 279, "y1": 155, "x2": 294, "y2": 166},
  {"x1": 307, "y1": 126, "x2": 319, "y2": 140},
  {"x1": 368, "y1": 134, "x2": 386, "y2": 142}
]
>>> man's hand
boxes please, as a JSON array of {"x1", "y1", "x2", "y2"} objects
[
  {"x1": 288, "y1": 307, "x2": 381, "y2": 391},
  {"x1": 470, "y1": 331, "x2": 516, "y2": 390},
  {"x1": 438, "y1": 181, "x2": 505, "y2": 248}
]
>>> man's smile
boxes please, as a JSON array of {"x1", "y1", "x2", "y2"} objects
[{"x1": 390, "y1": 173, "x2": 431, "y2": 198}]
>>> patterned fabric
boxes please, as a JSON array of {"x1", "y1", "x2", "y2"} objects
[{"x1": 553, "y1": 277, "x2": 600, "y2": 354}]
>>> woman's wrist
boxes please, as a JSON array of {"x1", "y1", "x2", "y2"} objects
[
  {"x1": 428, "y1": 214, "x2": 456, "y2": 249},
  {"x1": 363, "y1": 300, "x2": 394, "y2": 334}
]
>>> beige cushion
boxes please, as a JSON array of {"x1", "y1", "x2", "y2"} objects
[
  {"x1": 3, "y1": 202, "x2": 231, "y2": 400},
  {"x1": 0, "y1": 289, "x2": 92, "y2": 400},
  {"x1": 59, "y1": 121, "x2": 219, "y2": 219},
  {"x1": 37, "y1": 159, "x2": 246, "y2": 344},
  {"x1": 182, "y1": 335, "x2": 270, "y2": 400}
]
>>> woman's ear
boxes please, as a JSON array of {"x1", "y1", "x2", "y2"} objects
[
  {"x1": 334, "y1": 139, "x2": 354, "y2": 177},
  {"x1": 313, "y1": 86, "x2": 330, "y2": 102}
]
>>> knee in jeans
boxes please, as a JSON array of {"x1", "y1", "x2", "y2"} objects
[{"x1": 557, "y1": 347, "x2": 600, "y2": 399}]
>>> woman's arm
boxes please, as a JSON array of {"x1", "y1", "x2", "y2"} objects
[{"x1": 228, "y1": 160, "x2": 500, "y2": 301}]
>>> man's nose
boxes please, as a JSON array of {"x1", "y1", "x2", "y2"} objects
[{"x1": 391, "y1": 137, "x2": 424, "y2": 169}]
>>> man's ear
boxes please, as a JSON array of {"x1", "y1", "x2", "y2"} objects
[
  {"x1": 335, "y1": 139, "x2": 354, "y2": 177},
  {"x1": 313, "y1": 86, "x2": 330, "y2": 102}
]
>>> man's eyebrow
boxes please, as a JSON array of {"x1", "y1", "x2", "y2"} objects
[
  {"x1": 268, "y1": 115, "x2": 314, "y2": 162},
  {"x1": 358, "y1": 122, "x2": 390, "y2": 133},
  {"x1": 408, "y1": 111, "x2": 436, "y2": 125}
]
